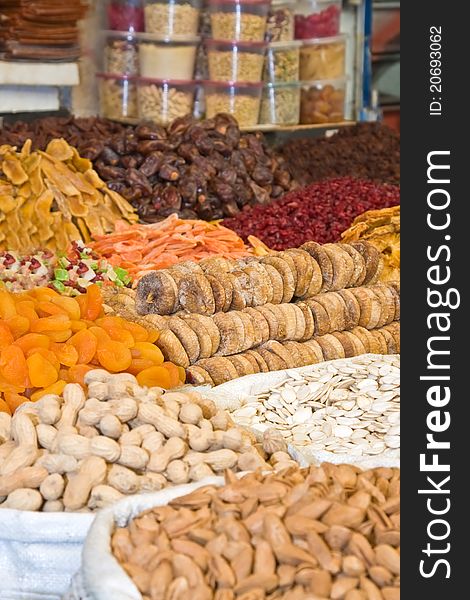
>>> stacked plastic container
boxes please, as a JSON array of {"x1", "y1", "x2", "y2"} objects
[
  {"x1": 201, "y1": 0, "x2": 270, "y2": 127},
  {"x1": 295, "y1": 0, "x2": 347, "y2": 124}
]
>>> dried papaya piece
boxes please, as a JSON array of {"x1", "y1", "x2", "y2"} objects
[
  {"x1": 50, "y1": 296, "x2": 81, "y2": 321},
  {"x1": 26, "y1": 348, "x2": 60, "y2": 372},
  {"x1": 50, "y1": 342, "x2": 79, "y2": 367},
  {"x1": 31, "y1": 314, "x2": 71, "y2": 333},
  {"x1": 6, "y1": 315, "x2": 30, "y2": 339},
  {"x1": 4, "y1": 392, "x2": 28, "y2": 413},
  {"x1": 127, "y1": 358, "x2": 155, "y2": 376},
  {"x1": 68, "y1": 364, "x2": 93, "y2": 387},
  {"x1": 131, "y1": 342, "x2": 164, "y2": 365},
  {"x1": 13, "y1": 333, "x2": 50, "y2": 353},
  {"x1": 0, "y1": 346, "x2": 29, "y2": 387},
  {"x1": 84, "y1": 284, "x2": 103, "y2": 321},
  {"x1": 67, "y1": 329, "x2": 97, "y2": 364},
  {"x1": 26, "y1": 353, "x2": 58, "y2": 388},
  {"x1": 30, "y1": 380, "x2": 67, "y2": 403},
  {"x1": 96, "y1": 340, "x2": 132, "y2": 372},
  {"x1": 0, "y1": 322, "x2": 14, "y2": 348},
  {"x1": 136, "y1": 366, "x2": 172, "y2": 389},
  {"x1": 162, "y1": 362, "x2": 180, "y2": 388},
  {"x1": 0, "y1": 290, "x2": 17, "y2": 320}
]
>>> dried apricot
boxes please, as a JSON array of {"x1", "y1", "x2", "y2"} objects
[
  {"x1": 0, "y1": 322, "x2": 14, "y2": 348},
  {"x1": 15, "y1": 301, "x2": 39, "y2": 323},
  {"x1": 6, "y1": 315, "x2": 30, "y2": 339},
  {"x1": 145, "y1": 328, "x2": 160, "y2": 344},
  {"x1": 26, "y1": 353, "x2": 58, "y2": 388},
  {"x1": 26, "y1": 348, "x2": 60, "y2": 372},
  {"x1": 13, "y1": 333, "x2": 50, "y2": 353},
  {"x1": 67, "y1": 329, "x2": 97, "y2": 364},
  {"x1": 45, "y1": 329, "x2": 72, "y2": 343},
  {"x1": 50, "y1": 343, "x2": 79, "y2": 367},
  {"x1": 88, "y1": 326, "x2": 111, "y2": 343},
  {"x1": 0, "y1": 346, "x2": 29, "y2": 387},
  {"x1": 4, "y1": 392, "x2": 28, "y2": 413},
  {"x1": 136, "y1": 366, "x2": 171, "y2": 389},
  {"x1": 0, "y1": 397, "x2": 11, "y2": 414},
  {"x1": 122, "y1": 321, "x2": 150, "y2": 342},
  {"x1": 59, "y1": 368, "x2": 70, "y2": 382},
  {"x1": 30, "y1": 380, "x2": 67, "y2": 402},
  {"x1": 162, "y1": 362, "x2": 180, "y2": 388},
  {"x1": 50, "y1": 296, "x2": 81, "y2": 320},
  {"x1": 106, "y1": 327, "x2": 135, "y2": 348},
  {"x1": 31, "y1": 314, "x2": 71, "y2": 333},
  {"x1": 96, "y1": 316, "x2": 125, "y2": 330},
  {"x1": 36, "y1": 301, "x2": 68, "y2": 318},
  {"x1": 0, "y1": 290, "x2": 17, "y2": 319},
  {"x1": 68, "y1": 364, "x2": 93, "y2": 386},
  {"x1": 177, "y1": 366, "x2": 186, "y2": 383},
  {"x1": 29, "y1": 288, "x2": 59, "y2": 301},
  {"x1": 127, "y1": 358, "x2": 155, "y2": 375},
  {"x1": 75, "y1": 294, "x2": 88, "y2": 319},
  {"x1": 84, "y1": 284, "x2": 103, "y2": 321},
  {"x1": 96, "y1": 341, "x2": 132, "y2": 372},
  {"x1": 131, "y1": 342, "x2": 164, "y2": 365},
  {"x1": 70, "y1": 320, "x2": 87, "y2": 332}
]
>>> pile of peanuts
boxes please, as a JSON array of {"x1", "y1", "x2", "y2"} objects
[
  {"x1": 113, "y1": 464, "x2": 400, "y2": 600},
  {"x1": 0, "y1": 370, "x2": 295, "y2": 512}
]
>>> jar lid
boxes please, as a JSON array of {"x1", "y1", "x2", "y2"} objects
[
  {"x1": 263, "y1": 81, "x2": 300, "y2": 89},
  {"x1": 271, "y1": 0, "x2": 296, "y2": 7},
  {"x1": 96, "y1": 72, "x2": 138, "y2": 81},
  {"x1": 202, "y1": 79, "x2": 264, "y2": 88},
  {"x1": 267, "y1": 40, "x2": 302, "y2": 50},
  {"x1": 102, "y1": 29, "x2": 138, "y2": 41},
  {"x1": 203, "y1": 38, "x2": 267, "y2": 48},
  {"x1": 300, "y1": 76, "x2": 347, "y2": 86},
  {"x1": 137, "y1": 77, "x2": 197, "y2": 86},
  {"x1": 300, "y1": 33, "x2": 347, "y2": 45},
  {"x1": 135, "y1": 32, "x2": 201, "y2": 43}
]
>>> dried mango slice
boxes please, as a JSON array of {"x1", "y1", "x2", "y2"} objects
[
  {"x1": 2, "y1": 158, "x2": 28, "y2": 185},
  {"x1": 46, "y1": 139, "x2": 74, "y2": 162}
]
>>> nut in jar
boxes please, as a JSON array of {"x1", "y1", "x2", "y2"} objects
[
  {"x1": 300, "y1": 77, "x2": 346, "y2": 124},
  {"x1": 266, "y1": 0, "x2": 295, "y2": 42},
  {"x1": 97, "y1": 73, "x2": 138, "y2": 120},
  {"x1": 260, "y1": 82, "x2": 300, "y2": 125},
  {"x1": 299, "y1": 34, "x2": 346, "y2": 80},
  {"x1": 205, "y1": 39, "x2": 266, "y2": 82},
  {"x1": 104, "y1": 33, "x2": 139, "y2": 75},
  {"x1": 144, "y1": 0, "x2": 201, "y2": 36},
  {"x1": 263, "y1": 40, "x2": 300, "y2": 83},
  {"x1": 203, "y1": 80, "x2": 262, "y2": 127},
  {"x1": 137, "y1": 78, "x2": 196, "y2": 125},
  {"x1": 208, "y1": 0, "x2": 270, "y2": 42}
]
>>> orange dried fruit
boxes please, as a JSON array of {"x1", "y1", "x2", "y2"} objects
[
  {"x1": 177, "y1": 366, "x2": 186, "y2": 383},
  {"x1": 96, "y1": 341, "x2": 132, "y2": 372},
  {"x1": 30, "y1": 380, "x2": 67, "y2": 402},
  {"x1": 36, "y1": 301, "x2": 67, "y2": 318},
  {"x1": 127, "y1": 358, "x2": 155, "y2": 375},
  {"x1": 68, "y1": 364, "x2": 93, "y2": 386},
  {"x1": 6, "y1": 315, "x2": 30, "y2": 339},
  {"x1": 162, "y1": 362, "x2": 180, "y2": 388},
  {"x1": 88, "y1": 326, "x2": 111, "y2": 343},
  {"x1": 59, "y1": 368, "x2": 70, "y2": 382},
  {"x1": 26, "y1": 353, "x2": 58, "y2": 388},
  {"x1": 26, "y1": 348, "x2": 60, "y2": 372},
  {"x1": 0, "y1": 397, "x2": 11, "y2": 414},
  {"x1": 0, "y1": 290, "x2": 17, "y2": 319},
  {"x1": 75, "y1": 294, "x2": 88, "y2": 319},
  {"x1": 67, "y1": 329, "x2": 97, "y2": 364},
  {"x1": 4, "y1": 392, "x2": 28, "y2": 413},
  {"x1": 31, "y1": 314, "x2": 71, "y2": 333},
  {"x1": 106, "y1": 327, "x2": 135, "y2": 348},
  {"x1": 51, "y1": 342, "x2": 79, "y2": 367},
  {"x1": 16, "y1": 301, "x2": 39, "y2": 323},
  {"x1": 145, "y1": 328, "x2": 160, "y2": 344},
  {"x1": 13, "y1": 333, "x2": 50, "y2": 353},
  {"x1": 84, "y1": 284, "x2": 103, "y2": 321},
  {"x1": 45, "y1": 329, "x2": 72, "y2": 343},
  {"x1": 96, "y1": 316, "x2": 125, "y2": 330},
  {"x1": 122, "y1": 321, "x2": 149, "y2": 342},
  {"x1": 0, "y1": 346, "x2": 29, "y2": 387},
  {"x1": 50, "y1": 296, "x2": 81, "y2": 320},
  {"x1": 0, "y1": 322, "x2": 14, "y2": 348},
  {"x1": 131, "y1": 342, "x2": 164, "y2": 365},
  {"x1": 136, "y1": 366, "x2": 171, "y2": 389},
  {"x1": 70, "y1": 320, "x2": 87, "y2": 332},
  {"x1": 29, "y1": 288, "x2": 59, "y2": 302}
]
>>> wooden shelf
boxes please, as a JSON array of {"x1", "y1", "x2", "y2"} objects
[{"x1": 240, "y1": 121, "x2": 356, "y2": 133}]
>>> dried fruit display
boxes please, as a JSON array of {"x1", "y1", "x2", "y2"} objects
[
  {"x1": 230, "y1": 354, "x2": 400, "y2": 457},
  {"x1": 222, "y1": 178, "x2": 400, "y2": 250},
  {"x1": 0, "y1": 139, "x2": 137, "y2": 254},
  {"x1": 277, "y1": 122, "x2": 400, "y2": 187},
  {"x1": 0, "y1": 241, "x2": 131, "y2": 295},
  {"x1": 187, "y1": 323, "x2": 400, "y2": 385},
  {"x1": 0, "y1": 374, "x2": 294, "y2": 511},
  {"x1": 341, "y1": 206, "x2": 400, "y2": 283},
  {"x1": 111, "y1": 464, "x2": 400, "y2": 599},
  {"x1": 0, "y1": 285, "x2": 184, "y2": 415},
  {"x1": 89, "y1": 214, "x2": 268, "y2": 282},
  {"x1": 134, "y1": 242, "x2": 385, "y2": 317},
  {"x1": 0, "y1": 114, "x2": 293, "y2": 223}
]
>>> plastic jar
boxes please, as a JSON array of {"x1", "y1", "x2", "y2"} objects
[
  {"x1": 104, "y1": 32, "x2": 140, "y2": 75},
  {"x1": 144, "y1": 0, "x2": 201, "y2": 36},
  {"x1": 137, "y1": 78, "x2": 196, "y2": 124},
  {"x1": 205, "y1": 39, "x2": 266, "y2": 82},
  {"x1": 106, "y1": 0, "x2": 145, "y2": 32},
  {"x1": 138, "y1": 34, "x2": 200, "y2": 79},
  {"x1": 263, "y1": 40, "x2": 300, "y2": 82},
  {"x1": 208, "y1": 0, "x2": 270, "y2": 42},
  {"x1": 266, "y1": 0, "x2": 295, "y2": 42},
  {"x1": 259, "y1": 81, "x2": 300, "y2": 125},
  {"x1": 299, "y1": 77, "x2": 346, "y2": 124},
  {"x1": 294, "y1": 0, "x2": 342, "y2": 39},
  {"x1": 299, "y1": 34, "x2": 346, "y2": 80},
  {"x1": 97, "y1": 73, "x2": 138, "y2": 119},
  {"x1": 203, "y1": 80, "x2": 262, "y2": 126}
]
